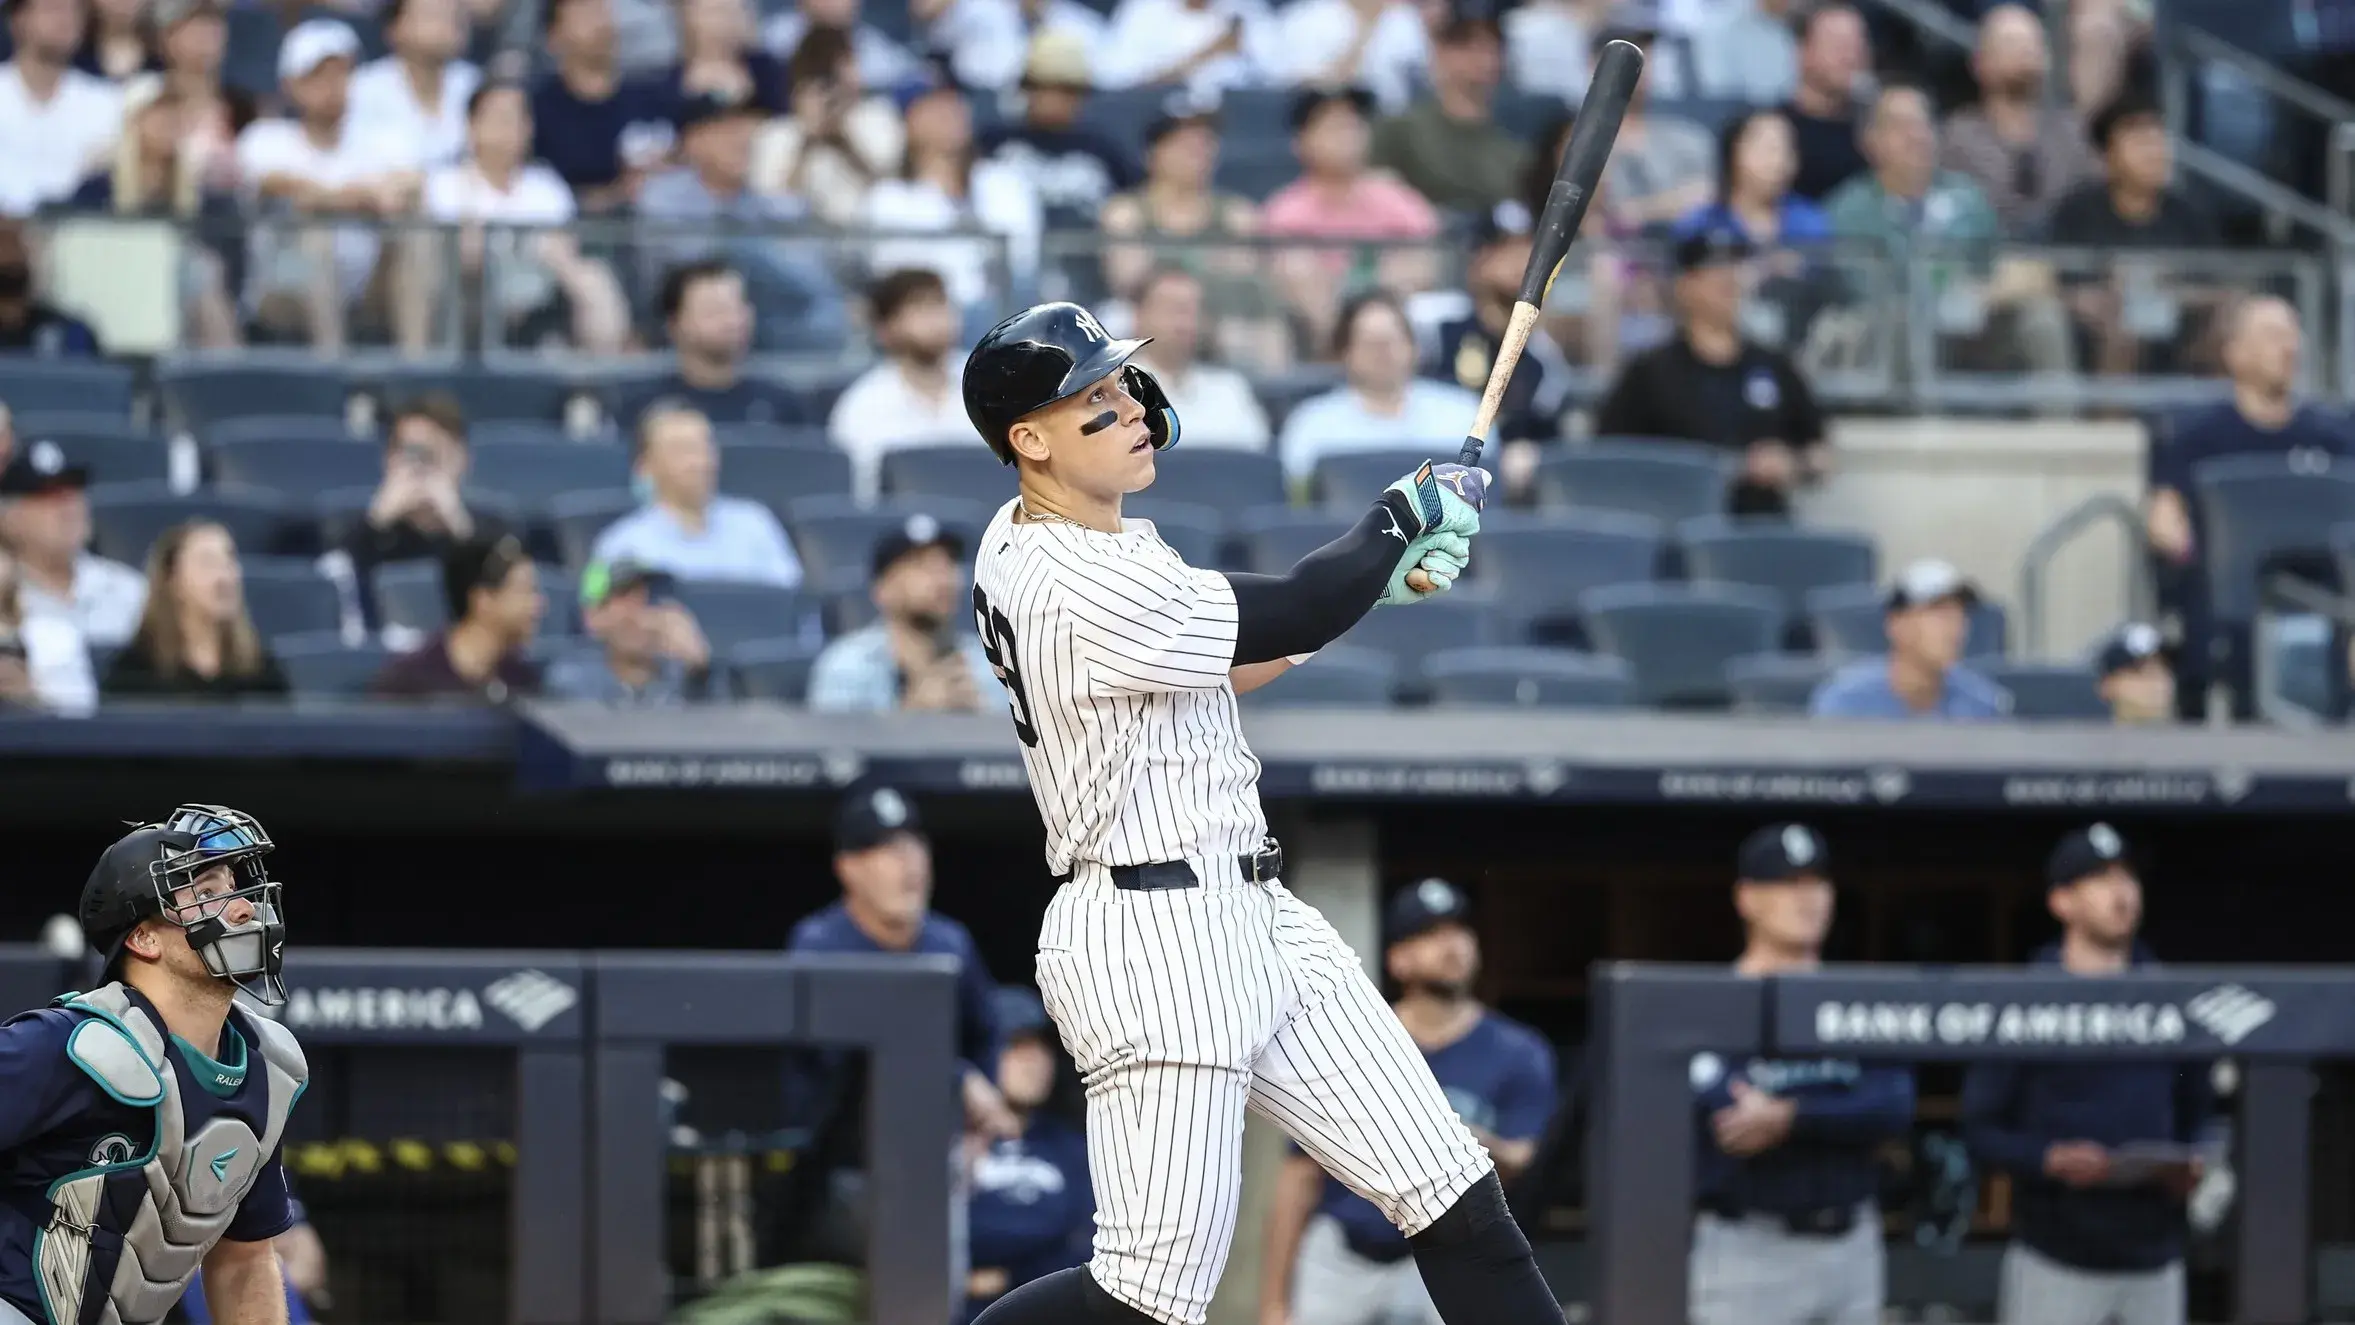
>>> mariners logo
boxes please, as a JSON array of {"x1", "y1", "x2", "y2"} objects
[{"x1": 88, "y1": 1133, "x2": 137, "y2": 1165}]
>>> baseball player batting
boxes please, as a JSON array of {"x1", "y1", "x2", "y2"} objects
[{"x1": 958, "y1": 302, "x2": 1564, "y2": 1325}]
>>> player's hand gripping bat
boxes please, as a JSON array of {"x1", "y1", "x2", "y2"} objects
[{"x1": 1404, "y1": 39, "x2": 1646, "y2": 594}]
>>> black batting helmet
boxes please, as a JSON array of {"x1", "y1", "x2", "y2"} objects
[
  {"x1": 81, "y1": 804, "x2": 288, "y2": 1005},
  {"x1": 962, "y1": 301, "x2": 1181, "y2": 464}
]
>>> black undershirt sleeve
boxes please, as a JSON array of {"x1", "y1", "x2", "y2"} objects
[{"x1": 1225, "y1": 493, "x2": 1416, "y2": 666}]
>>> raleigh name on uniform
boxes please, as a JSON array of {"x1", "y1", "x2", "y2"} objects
[{"x1": 957, "y1": 302, "x2": 1568, "y2": 1325}]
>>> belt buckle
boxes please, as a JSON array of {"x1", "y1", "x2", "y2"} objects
[{"x1": 1245, "y1": 837, "x2": 1283, "y2": 882}]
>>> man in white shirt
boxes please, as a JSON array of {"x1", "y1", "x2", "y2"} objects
[
  {"x1": 348, "y1": 0, "x2": 482, "y2": 168},
  {"x1": 827, "y1": 268, "x2": 976, "y2": 500},
  {"x1": 1279, "y1": 0, "x2": 1428, "y2": 113},
  {"x1": 1129, "y1": 267, "x2": 1269, "y2": 450},
  {"x1": 592, "y1": 402, "x2": 806, "y2": 588},
  {"x1": 1095, "y1": 0, "x2": 1276, "y2": 92},
  {"x1": 0, "y1": 0, "x2": 124, "y2": 216},
  {"x1": 0, "y1": 440, "x2": 146, "y2": 654},
  {"x1": 1279, "y1": 290, "x2": 1481, "y2": 484}
]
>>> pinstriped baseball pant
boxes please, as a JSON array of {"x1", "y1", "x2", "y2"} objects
[{"x1": 1034, "y1": 870, "x2": 1494, "y2": 1325}]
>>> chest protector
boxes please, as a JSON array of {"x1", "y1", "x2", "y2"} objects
[{"x1": 34, "y1": 985, "x2": 307, "y2": 1325}]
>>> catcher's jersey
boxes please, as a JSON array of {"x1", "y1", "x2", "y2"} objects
[{"x1": 971, "y1": 498, "x2": 1266, "y2": 875}]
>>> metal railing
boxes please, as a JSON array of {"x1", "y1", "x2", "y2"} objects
[{"x1": 2017, "y1": 492, "x2": 2155, "y2": 658}]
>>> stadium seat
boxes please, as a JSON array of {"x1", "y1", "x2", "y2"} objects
[
  {"x1": 1235, "y1": 506, "x2": 1353, "y2": 575},
  {"x1": 1422, "y1": 646, "x2": 1633, "y2": 709},
  {"x1": 1804, "y1": 583, "x2": 2008, "y2": 659},
  {"x1": 202, "y1": 414, "x2": 366, "y2": 448},
  {"x1": 548, "y1": 490, "x2": 640, "y2": 569},
  {"x1": 1123, "y1": 498, "x2": 1223, "y2": 567},
  {"x1": 369, "y1": 364, "x2": 583, "y2": 425},
  {"x1": 1140, "y1": 448, "x2": 1285, "y2": 509},
  {"x1": 1725, "y1": 651, "x2": 1833, "y2": 714},
  {"x1": 270, "y1": 633, "x2": 388, "y2": 698},
  {"x1": 159, "y1": 361, "x2": 349, "y2": 429},
  {"x1": 1478, "y1": 511, "x2": 1664, "y2": 645},
  {"x1": 466, "y1": 439, "x2": 631, "y2": 506},
  {"x1": 1249, "y1": 368, "x2": 1343, "y2": 435},
  {"x1": 1239, "y1": 646, "x2": 1398, "y2": 707},
  {"x1": 468, "y1": 421, "x2": 573, "y2": 449},
  {"x1": 87, "y1": 483, "x2": 300, "y2": 563},
  {"x1": 880, "y1": 445, "x2": 1016, "y2": 503},
  {"x1": 713, "y1": 423, "x2": 832, "y2": 450},
  {"x1": 371, "y1": 561, "x2": 448, "y2": 634},
  {"x1": 726, "y1": 636, "x2": 824, "y2": 702},
  {"x1": 1334, "y1": 598, "x2": 1497, "y2": 686},
  {"x1": 720, "y1": 443, "x2": 855, "y2": 521},
  {"x1": 0, "y1": 358, "x2": 136, "y2": 418},
  {"x1": 667, "y1": 581, "x2": 810, "y2": 653},
  {"x1": 1534, "y1": 440, "x2": 1730, "y2": 524},
  {"x1": 822, "y1": 584, "x2": 878, "y2": 635},
  {"x1": 2191, "y1": 455, "x2": 2355, "y2": 629},
  {"x1": 241, "y1": 558, "x2": 346, "y2": 639},
  {"x1": 1980, "y1": 662, "x2": 2105, "y2": 720},
  {"x1": 1677, "y1": 518, "x2": 1878, "y2": 626},
  {"x1": 1580, "y1": 582, "x2": 1783, "y2": 709},
  {"x1": 207, "y1": 434, "x2": 380, "y2": 495},
  {"x1": 784, "y1": 497, "x2": 991, "y2": 586},
  {"x1": 1312, "y1": 447, "x2": 1456, "y2": 509},
  {"x1": 18, "y1": 415, "x2": 172, "y2": 485}
]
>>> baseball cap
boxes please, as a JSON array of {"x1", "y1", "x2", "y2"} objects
[
  {"x1": 278, "y1": 18, "x2": 360, "y2": 82},
  {"x1": 2047, "y1": 822, "x2": 2130, "y2": 888},
  {"x1": 0, "y1": 439, "x2": 89, "y2": 497},
  {"x1": 1288, "y1": 84, "x2": 1376, "y2": 134},
  {"x1": 675, "y1": 84, "x2": 759, "y2": 131},
  {"x1": 1471, "y1": 198, "x2": 1535, "y2": 251},
  {"x1": 871, "y1": 512, "x2": 965, "y2": 578},
  {"x1": 891, "y1": 60, "x2": 961, "y2": 114},
  {"x1": 1673, "y1": 224, "x2": 1756, "y2": 274},
  {"x1": 1145, "y1": 88, "x2": 1221, "y2": 148},
  {"x1": 1737, "y1": 823, "x2": 1830, "y2": 883},
  {"x1": 2096, "y1": 621, "x2": 2165, "y2": 677},
  {"x1": 835, "y1": 784, "x2": 924, "y2": 853},
  {"x1": 578, "y1": 559, "x2": 669, "y2": 610},
  {"x1": 1885, "y1": 558, "x2": 1979, "y2": 612},
  {"x1": 994, "y1": 985, "x2": 1051, "y2": 1040},
  {"x1": 1020, "y1": 29, "x2": 1092, "y2": 89},
  {"x1": 1385, "y1": 877, "x2": 1471, "y2": 947},
  {"x1": 1435, "y1": 0, "x2": 1501, "y2": 43}
]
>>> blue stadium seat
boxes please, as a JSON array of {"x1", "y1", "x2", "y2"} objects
[
  {"x1": 467, "y1": 440, "x2": 631, "y2": 506},
  {"x1": 1803, "y1": 583, "x2": 2008, "y2": 659},
  {"x1": 371, "y1": 561, "x2": 448, "y2": 633},
  {"x1": 1235, "y1": 507, "x2": 1353, "y2": 575},
  {"x1": 1678, "y1": 517, "x2": 1878, "y2": 630},
  {"x1": 467, "y1": 421, "x2": 573, "y2": 449},
  {"x1": 713, "y1": 423, "x2": 832, "y2": 450},
  {"x1": 207, "y1": 435, "x2": 380, "y2": 495},
  {"x1": 880, "y1": 445, "x2": 1015, "y2": 503},
  {"x1": 783, "y1": 500, "x2": 992, "y2": 595},
  {"x1": 1143, "y1": 448, "x2": 1285, "y2": 508},
  {"x1": 241, "y1": 558, "x2": 346, "y2": 639},
  {"x1": 271, "y1": 633, "x2": 389, "y2": 698},
  {"x1": 1422, "y1": 646, "x2": 1633, "y2": 709},
  {"x1": 549, "y1": 490, "x2": 640, "y2": 569},
  {"x1": 0, "y1": 359, "x2": 136, "y2": 417},
  {"x1": 1478, "y1": 511, "x2": 1664, "y2": 645},
  {"x1": 204, "y1": 415, "x2": 367, "y2": 447},
  {"x1": 1250, "y1": 368, "x2": 1344, "y2": 435},
  {"x1": 1215, "y1": 146, "x2": 1304, "y2": 201},
  {"x1": 1580, "y1": 582, "x2": 1783, "y2": 709},
  {"x1": 1312, "y1": 447, "x2": 1454, "y2": 508},
  {"x1": 1534, "y1": 440, "x2": 1730, "y2": 524},
  {"x1": 220, "y1": 4, "x2": 286, "y2": 95},
  {"x1": 1980, "y1": 662, "x2": 2105, "y2": 721},
  {"x1": 668, "y1": 581, "x2": 810, "y2": 653},
  {"x1": 720, "y1": 443, "x2": 855, "y2": 521},
  {"x1": 726, "y1": 637, "x2": 824, "y2": 702},
  {"x1": 1725, "y1": 651, "x2": 1832, "y2": 714},
  {"x1": 371, "y1": 364, "x2": 584, "y2": 424},
  {"x1": 1123, "y1": 498, "x2": 1224, "y2": 567},
  {"x1": 159, "y1": 361, "x2": 348, "y2": 429},
  {"x1": 537, "y1": 564, "x2": 583, "y2": 636},
  {"x1": 821, "y1": 584, "x2": 878, "y2": 635},
  {"x1": 18, "y1": 415, "x2": 172, "y2": 485},
  {"x1": 86, "y1": 483, "x2": 300, "y2": 563},
  {"x1": 1239, "y1": 646, "x2": 1398, "y2": 707},
  {"x1": 2191, "y1": 455, "x2": 2355, "y2": 630},
  {"x1": 1334, "y1": 598, "x2": 1497, "y2": 685},
  {"x1": 1086, "y1": 87, "x2": 1178, "y2": 156}
]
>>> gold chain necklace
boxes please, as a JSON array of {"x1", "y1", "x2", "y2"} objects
[{"x1": 1018, "y1": 498, "x2": 1094, "y2": 531}]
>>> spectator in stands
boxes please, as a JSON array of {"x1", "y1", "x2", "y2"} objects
[
  {"x1": 1280, "y1": 0, "x2": 1429, "y2": 113},
  {"x1": 234, "y1": 19, "x2": 430, "y2": 356},
  {"x1": 531, "y1": 0, "x2": 679, "y2": 212},
  {"x1": 1262, "y1": 87, "x2": 1441, "y2": 353},
  {"x1": 1278, "y1": 290, "x2": 1481, "y2": 484},
  {"x1": 1370, "y1": 11, "x2": 1525, "y2": 216},
  {"x1": 67, "y1": 83, "x2": 243, "y2": 353},
  {"x1": 2045, "y1": 91, "x2": 2217, "y2": 377},
  {"x1": 977, "y1": 32, "x2": 1136, "y2": 227},
  {"x1": 345, "y1": 392, "x2": 509, "y2": 600},
  {"x1": 371, "y1": 532, "x2": 545, "y2": 701},
  {"x1": 619, "y1": 261, "x2": 810, "y2": 426},
  {"x1": 1099, "y1": 96, "x2": 1276, "y2": 361},
  {"x1": 1693, "y1": 0, "x2": 1797, "y2": 103},
  {"x1": 939, "y1": 0, "x2": 1108, "y2": 92},
  {"x1": 1594, "y1": 228, "x2": 1825, "y2": 516},
  {"x1": 1095, "y1": 0, "x2": 1274, "y2": 92},
  {"x1": 828, "y1": 268, "x2": 974, "y2": 498},
  {"x1": 1961, "y1": 824, "x2": 2212, "y2": 1325},
  {"x1": 862, "y1": 67, "x2": 1043, "y2": 321},
  {"x1": 424, "y1": 81, "x2": 632, "y2": 353},
  {"x1": 1595, "y1": 26, "x2": 1716, "y2": 231},
  {"x1": 807, "y1": 513, "x2": 995, "y2": 712},
  {"x1": 763, "y1": 0, "x2": 918, "y2": 90},
  {"x1": 1823, "y1": 81, "x2": 1999, "y2": 266},
  {"x1": 670, "y1": 0, "x2": 788, "y2": 114},
  {"x1": 1677, "y1": 109, "x2": 1830, "y2": 250},
  {"x1": 1128, "y1": 266, "x2": 1272, "y2": 449},
  {"x1": 962, "y1": 986, "x2": 1092, "y2": 1325},
  {"x1": 0, "y1": 542, "x2": 97, "y2": 715},
  {"x1": 1504, "y1": 0, "x2": 1597, "y2": 103},
  {"x1": 1779, "y1": 2, "x2": 1869, "y2": 201},
  {"x1": 752, "y1": 23, "x2": 903, "y2": 225},
  {"x1": 1435, "y1": 201, "x2": 1570, "y2": 493},
  {"x1": 0, "y1": 222, "x2": 103, "y2": 356},
  {"x1": 350, "y1": 0, "x2": 481, "y2": 168},
  {"x1": 545, "y1": 559, "x2": 715, "y2": 703},
  {"x1": 74, "y1": 0, "x2": 158, "y2": 82},
  {"x1": 0, "y1": 440, "x2": 144, "y2": 656},
  {"x1": 1939, "y1": 4, "x2": 2097, "y2": 236},
  {"x1": 1809, "y1": 559, "x2": 2010, "y2": 720},
  {"x1": 153, "y1": 0, "x2": 237, "y2": 185},
  {"x1": 0, "y1": 0, "x2": 125, "y2": 216},
  {"x1": 104, "y1": 520, "x2": 290, "y2": 701},
  {"x1": 2095, "y1": 621, "x2": 2174, "y2": 726},
  {"x1": 593, "y1": 402, "x2": 805, "y2": 587}
]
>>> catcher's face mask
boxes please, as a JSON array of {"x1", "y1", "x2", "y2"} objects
[{"x1": 154, "y1": 805, "x2": 286, "y2": 1006}]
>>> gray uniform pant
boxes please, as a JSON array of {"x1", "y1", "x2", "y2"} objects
[
  {"x1": 1289, "y1": 1214, "x2": 1442, "y2": 1325},
  {"x1": 1688, "y1": 1203, "x2": 1883, "y2": 1325},
  {"x1": 0, "y1": 1297, "x2": 35, "y2": 1325},
  {"x1": 1998, "y1": 1243, "x2": 2186, "y2": 1325}
]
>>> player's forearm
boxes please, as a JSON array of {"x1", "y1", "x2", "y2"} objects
[
  {"x1": 1225, "y1": 493, "x2": 1417, "y2": 664},
  {"x1": 1789, "y1": 1071, "x2": 1915, "y2": 1142},
  {"x1": 202, "y1": 1241, "x2": 290, "y2": 1325}
]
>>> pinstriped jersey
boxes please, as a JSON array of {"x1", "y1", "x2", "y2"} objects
[{"x1": 971, "y1": 497, "x2": 1266, "y2": 875}]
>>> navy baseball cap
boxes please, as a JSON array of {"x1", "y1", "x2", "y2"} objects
[
  {"x1": 1673, "y1": 225, "x2": 1755, "y2": 274},
  {"x1": 2047, "y1": 822, "x2": 2131, "y2": 888},
  {"x1": 1737, "y1": 823, "x2": 1830, "y2": 882},
  {"x1": 871, "y1": 512, "x2": 966, "y2": 577},
  {"x1": 1385, "y1": 877, "x2": 1471, "y2": 946},
  {"x1": 994, "y1": 985, "x2": 1050, "y2": 1040},
  {"x1": 0, "y1": 438, "x2": 89, "y2": 496},
  {"x1": 2096, "y1": 621, "x2": 2165, "y2": 677},
  {"x1": 675, "y1": 84, "x2": 759, "y2": 131},
  {"x1": 1470, "y1": 198, "x2": 1535, "y2": 251},
  {"x1": 834, "y1": 784, "x2": 923, "y2": 853}
]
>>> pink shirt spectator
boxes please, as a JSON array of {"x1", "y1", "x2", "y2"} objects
[{"x1": 1259, "y1": 174, "x2": 1439, "y2": 241}]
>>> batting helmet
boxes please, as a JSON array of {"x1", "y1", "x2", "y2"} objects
[
  {"x1": 81, "y1": 804, "x2": 288, "y2": 1005},
  {"x1": 962, "y1": 301, "x2": 1181, "y2": 464}
]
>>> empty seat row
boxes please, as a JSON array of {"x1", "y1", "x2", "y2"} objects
[{"x1": 270, "y1": 632, "x2": 824, "y2": 702}]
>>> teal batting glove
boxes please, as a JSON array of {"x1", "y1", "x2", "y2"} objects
[
  {"x1": 1383, "y1": 462, "x2": 1490, "y2": 541},
  {"x1": 1378, "y1": 530, "x2": 1472, "y2": 607}
]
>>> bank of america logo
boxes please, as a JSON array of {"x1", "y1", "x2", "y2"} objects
[
  {"x1": 484, "y1": 970, "x2": 577, "y2": 1032},
  {"x1": 2187, "y1": 984, "x2": 2275, "y2": 1046}
]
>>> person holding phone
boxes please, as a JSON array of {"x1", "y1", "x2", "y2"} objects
[
  {"x1": 807, "y1": 513, "x2": 997, "y2": 713},
  {"x1": 544, "y1": 559, "x2": 715, "y2": 704},
  {"x1": 343, "y1": 392, "x2": 509, "y2": 623}
]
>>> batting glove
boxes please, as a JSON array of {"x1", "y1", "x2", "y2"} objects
[
  {"x1": 1384, "y1": 462, "x2": 1490, "y2": 540},
  {"x1": 1379, "y1": 530, "x2": 1471, "y2": 606}
]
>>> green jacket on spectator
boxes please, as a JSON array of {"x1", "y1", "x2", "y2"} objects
[{"x1": 1822, "y1": 168, "x2": 2000, "y2": 303}]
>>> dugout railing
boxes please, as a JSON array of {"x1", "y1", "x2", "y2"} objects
[{"x1": 1588, "y1": 963, "x2": 2326, "y2": 1325}]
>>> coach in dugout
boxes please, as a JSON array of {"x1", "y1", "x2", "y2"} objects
[
  {"x1": 1690, "y1": 823, "x2": 1914, "y2": 1325},
  {"x1": 1961, "y1": 823, "x2": 2219, "y2": 1325}
]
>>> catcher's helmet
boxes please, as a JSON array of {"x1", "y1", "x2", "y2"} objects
[
  {"x1": 962, "y1": 302, "x2": 1181, "y2": 464},
  {"x1": 81, "y1": 804, "x2": 288, "y2": 1005}
]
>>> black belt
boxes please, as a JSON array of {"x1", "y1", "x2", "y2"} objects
[
  {"x1": 1053, "y1": 838, "x2": 1284, "y2": 890},
  {"x1": 1701, "y1": 1199, "x2": 1858, "y2": 1238}
]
